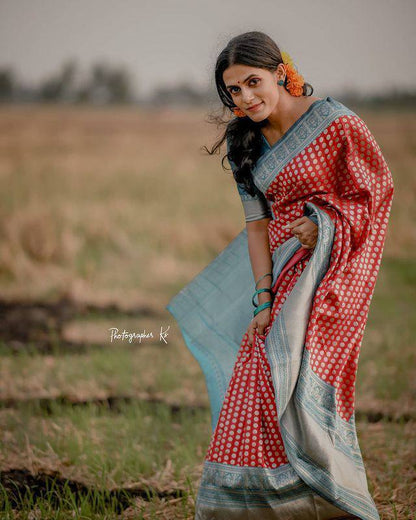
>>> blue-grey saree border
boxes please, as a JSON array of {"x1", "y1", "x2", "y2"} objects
[
  {"x1": 253, "y1": 97, "x2": 357, "y2": 195},
  {"x1": 262, "y1": 202, "x2": 380, "y2": 520}
]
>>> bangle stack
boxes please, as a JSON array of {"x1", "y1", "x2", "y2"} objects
[
  {"x1": 253, "y1": 301, "x2": 272, "y2": 317},
  {"x1": 252, "y1": 272, "x2": 274, "y2": 317},
  {"x1": 252, "y1": 287, "x2": 273, "y2": 307}
]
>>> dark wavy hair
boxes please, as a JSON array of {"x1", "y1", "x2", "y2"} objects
[{"x1": 204, "y1": 31, "x2": 314, "y2": 196}]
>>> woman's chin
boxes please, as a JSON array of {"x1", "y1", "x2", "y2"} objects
[{"x1": 248, "y1": 104, "x2": 270, "y2": 121}]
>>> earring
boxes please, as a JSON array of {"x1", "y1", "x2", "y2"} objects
[{"x1": 277, "y1": 79, "x2": 285, "y2": 86}]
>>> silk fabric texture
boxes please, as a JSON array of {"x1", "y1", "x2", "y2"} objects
[{"x1": 166, "y1": 96, "x2": 394, "y2": 519}]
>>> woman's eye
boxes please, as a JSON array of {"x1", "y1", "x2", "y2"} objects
[{"x1": 229, "y1": 79, "x2": 259, "y2": 95}]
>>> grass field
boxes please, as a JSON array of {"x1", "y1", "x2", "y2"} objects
[{"x1": 0, "y1": 103, "x2": 414, "y2": 519}]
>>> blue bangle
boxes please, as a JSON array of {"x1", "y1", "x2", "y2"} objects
[
  {"x1": 253, "y1": 301, "x2": 272, "y2": 317},
  {"x1": 252, "y1": 288, "x2": 273, "y2": 307}
]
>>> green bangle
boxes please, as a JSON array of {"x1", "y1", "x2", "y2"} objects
[
  {"x1": 255, "y1": 272, "x2": 272, "y2": 288},
  {"x1": 252, "y1": 288, "x2": 273, "y2": 307},
  {"x1": 253, "y1": 301, "x2": 272, "y2": 317}
]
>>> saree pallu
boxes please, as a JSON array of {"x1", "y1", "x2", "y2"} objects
[{"x1": 166, "y1": 97, "x2": 394, "y2": 519}]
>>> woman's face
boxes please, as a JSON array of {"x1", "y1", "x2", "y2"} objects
[{"x1": 223, "y1": 64, "x2": 284, "y2": 120}]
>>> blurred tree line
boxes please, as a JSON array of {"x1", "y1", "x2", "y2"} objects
[
  {"x1": 0, "y1": 58, "x2": 414, "y2": 109},
  {"x1": 0, "y1": 58, "x2": 213, "y2": 107},
  {"x1": 0, "y1": 59, "x2": 137, "y2": 104}
]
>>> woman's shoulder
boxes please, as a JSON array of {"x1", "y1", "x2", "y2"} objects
[
  {"x1": 306, "y1": 95, "x2": 324, "y2": 105},
  {"x1": 325, "y1": 95, "x2": 359, "y2": 120},
  {"x1": 313, "y1": 96, "x2": 368, "y2": 137}
]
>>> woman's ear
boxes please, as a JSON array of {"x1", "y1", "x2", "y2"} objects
[{"x1": 275, "y1": 63, "x2": 286, "y2": 82}]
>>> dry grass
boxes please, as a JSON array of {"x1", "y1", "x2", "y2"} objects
[{"x1": 0, "y1": 103, "x2": 414, "y2": 519}]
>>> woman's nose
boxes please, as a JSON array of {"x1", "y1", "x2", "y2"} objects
[{"x1": 241, "y1": 88, "x2": 254, "y2": 103}]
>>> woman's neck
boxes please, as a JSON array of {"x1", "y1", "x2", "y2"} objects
[{"x1": 263, "y1": 93, "x2": 322, "y2": 140}]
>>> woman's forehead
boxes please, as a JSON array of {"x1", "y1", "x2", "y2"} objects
[{"x1": 223, "y1": 65, "x2": 267, "y2": 84}]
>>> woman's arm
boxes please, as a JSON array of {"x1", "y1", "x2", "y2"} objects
[
  {"x1": 246, "y1": 217, "x2": 273, "y2": 344},
  {"x1": 247, "y1": 217, "x2": 273, "y2": 304}
]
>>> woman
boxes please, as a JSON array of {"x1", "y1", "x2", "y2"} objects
[{"x1": 166, "y1": 31, "x2": 394, "y2": 519}]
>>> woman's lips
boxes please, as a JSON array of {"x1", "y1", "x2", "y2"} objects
[{"x1": 247, "y1": 102, "x2": 263, "y2": 111}]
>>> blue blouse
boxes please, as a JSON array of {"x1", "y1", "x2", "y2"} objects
[{"x1": 227, "y1": 134, "x2": 318, "y2": 226}]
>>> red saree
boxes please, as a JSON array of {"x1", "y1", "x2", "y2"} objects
[{"x1": 166, "y1": 96, "x2": 394, "y2": 519}]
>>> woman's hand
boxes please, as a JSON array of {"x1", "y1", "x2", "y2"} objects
[
  {"x1": 285, "y1": 216, "x2": 318, "y2": 249},
  {"x1": 247, "y1": 307, "x2": 271, "y2": 346}
]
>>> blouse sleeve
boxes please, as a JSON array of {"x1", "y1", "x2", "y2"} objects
[{"x1": 227, "y1": 138, "x2": 273, "y2": 222}]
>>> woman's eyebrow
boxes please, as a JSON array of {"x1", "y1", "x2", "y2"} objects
[{"x1": 225, "y1": 74, "x2": 258, "y2": 89}]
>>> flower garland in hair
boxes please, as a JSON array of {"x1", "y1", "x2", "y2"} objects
[
  {"x1": 232, "y1": 50, "x2": 305, "y2": 117},
  {"x1": 281, "y1": 51, "x2": 305, "y2": 97}
]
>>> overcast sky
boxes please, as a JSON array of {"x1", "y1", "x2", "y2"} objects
[{"x1": 1, "y1": 0, "x2": 415, "y2": 99}]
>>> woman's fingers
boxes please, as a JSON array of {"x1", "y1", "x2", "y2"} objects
[
  {"x1": 248, "y1": 309, "x2": 273, "y2": 345},
  {"x1": 290, "y1": 220, "x2": 318, "y2": 249},
  {"x1": 257, "y1": 322, "x2": 268, "y2": 335},
  {"x1": 248, "y1": 321, "x2": 256, "y2": 345},
  {"x1": 284, "y1": 217, "x2": 306, "y2": 230}
]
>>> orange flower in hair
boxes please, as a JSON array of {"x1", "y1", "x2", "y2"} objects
[
  {"x1": 281, "y1": 51, "x2": 305, "y2": 97},
  {"x1": 232, "y1": 107, "x2": 246, "y2": 117}
]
